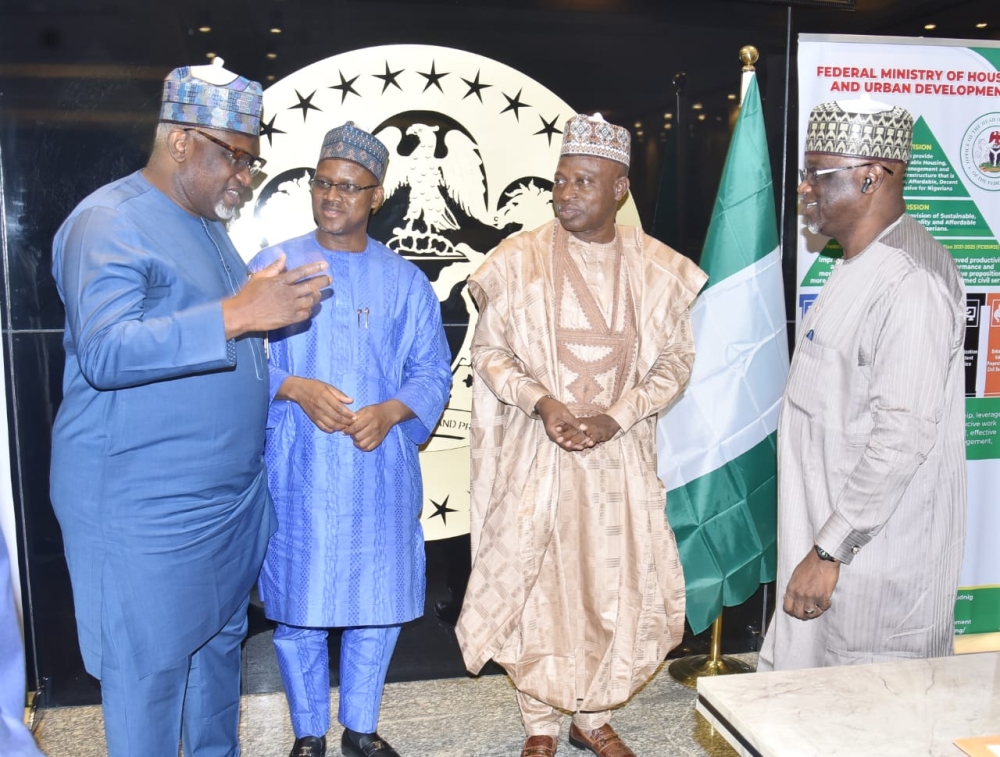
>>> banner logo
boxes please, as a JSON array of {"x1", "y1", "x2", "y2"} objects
[{"x1": 960, "y1": 112, "x2": 1000, "y2": 192}]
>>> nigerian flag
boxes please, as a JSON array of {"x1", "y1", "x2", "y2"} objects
[{"x1": 656, "y1": 74, "x2": 788, "y2": 635}]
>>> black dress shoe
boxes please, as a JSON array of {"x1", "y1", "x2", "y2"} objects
[
  {"x1": 289, "y1": 734, "x2": 327, "y2": 757},
  {"x1": 341, "y1": 727, "x2": 401, "y2": 757}
]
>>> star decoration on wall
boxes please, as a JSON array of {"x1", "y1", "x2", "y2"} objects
[
  {"x1": 260, "y1": 114, "x2": 286, "y2": 147},
  {"x1": 501, "y1": 89, "x2": 530, "y2": 121},
  {"x1": 462, "y1": 70, "x2": 491, "y2": 103},
  {"x1": 288, "y1": 89, "x2": 322, "y2": 122},
  {"x1": 534, "y1": 114, "x2": 562, "y2": 146},
  {"x1": 330, "y1": 71, "x2": 361, "y2": 104},
  {"x1": 418, "y1": 61, "x2": 448, "y2": 93},
  {"x1": 373, "y1": 62, "x2": 404, "y2": 93},
  {"x1": 264, "y1": 59, "x2": 566, "y2": 147},
  {"x1": 428, "y1": 495, "x2": 457, "y2": 525}
]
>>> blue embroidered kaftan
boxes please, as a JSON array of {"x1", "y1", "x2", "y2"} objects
[{"x1": 251, "y1": 233, "x2": 451, "y2": 628}]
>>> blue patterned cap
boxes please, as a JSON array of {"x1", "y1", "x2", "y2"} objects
[
  {"x1": 319, "y1": 122, "x2": 390, "y2": 182},
  {"x1": 159, "y1": 58, "x2": 263, "y2": 137}
]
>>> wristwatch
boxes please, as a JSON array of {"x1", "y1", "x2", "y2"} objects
[{"x1": 814, "y1": 545, "x2": 837, "y2": 562}]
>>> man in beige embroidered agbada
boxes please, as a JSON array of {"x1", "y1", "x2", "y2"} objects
[{"x1": 456, "y1": 114, "x2": 707, "y2": 757}]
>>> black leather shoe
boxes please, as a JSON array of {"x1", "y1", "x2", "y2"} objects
[
  {"x1": 289, "y1": 735, "x2": 327, "y2": 757},
  {"x1": 341, "y1": 727, "x2": 401, "y2": 757}
]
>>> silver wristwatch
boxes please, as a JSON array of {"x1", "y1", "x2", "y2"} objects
[{"x1": 814, "y1": 545, "x2": 837, "y2": 562}]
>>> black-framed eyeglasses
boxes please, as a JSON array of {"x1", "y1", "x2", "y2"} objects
[
  {"x1": 798, "y1": 162, "x2": 894, "y2": 185},
  {"x1": 308, "y1": 177, "x2": 380, "y2": 196},
  {"x1": 184, "y1": 128, "x2": 266, "y2": 177}
]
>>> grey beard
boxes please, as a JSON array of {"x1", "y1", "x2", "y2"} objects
[{"x1": 215, "y1": 201, "x2": 236, "y2": 221}]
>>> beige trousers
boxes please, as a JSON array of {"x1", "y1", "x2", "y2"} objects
[{"x1": 516, "y1": 689, "x2": 611, "y2": 737}]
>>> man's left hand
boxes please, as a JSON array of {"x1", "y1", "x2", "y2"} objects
[
  {"x1": 783, "y1": 547, "x2": 839, "y2": 621},
  {"x1": 344, "y1": 400, "x2": 408, "y2": 452},
  {"x1": 578, "y1": 414, "x2": 621, "y2": 444}
]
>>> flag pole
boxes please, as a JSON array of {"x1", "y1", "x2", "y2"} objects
[
  {"x1": 667, "y1": 44, "x2": 764, "y2": 688},
  {"x1": 739, "y1": 45, "x2": 759, "y2": 105},
  {"x1": 668, "y1": 614, "x2": 754, "y2": 688}
]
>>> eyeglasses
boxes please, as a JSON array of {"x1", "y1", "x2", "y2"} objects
[
  {"x1": 308, "y1": 178, "x2": 380, "y2": 196},
  {"x1": 184, "y1": 128, "x2": 266, "y2": 176},
  {"x1": 798, "y1": 162, "x2": 894, "y2": 184}
]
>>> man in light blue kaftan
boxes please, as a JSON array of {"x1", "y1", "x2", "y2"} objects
[
  {"x1": 49, "y1": 60, "x2": 330, "y2": 757},
  {"x1": 251, "y1": 123, "x2": 451, "y2": 757}
]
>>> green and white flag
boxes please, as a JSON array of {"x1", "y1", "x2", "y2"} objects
[{"x1": 656, "y1": 75, "x2": 788, "y2": 635}]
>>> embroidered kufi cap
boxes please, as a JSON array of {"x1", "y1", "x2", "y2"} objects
[
  {"x1": 560, "y1": 113, "x2": 631, "y2": 168},
  {"x1": 805, "y1": 99, "x2": 913, "y2": 163},
  {"x1": 318, "y1": 122, "x2": 390, "y2": 182},
  {"x1": 159, "y1": 57, "x2": 263, "y2": 137}
]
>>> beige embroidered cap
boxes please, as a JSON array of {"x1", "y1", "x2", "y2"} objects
[
  {"x1": 560, "y1": 113, "x2": 631, "y2": 168},
  {"x1": 805, "y1": 99, "x2": 913, "y2": 163}
]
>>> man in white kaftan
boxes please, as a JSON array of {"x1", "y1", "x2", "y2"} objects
[
  {"x1": 759, "y1": 100, "x2": 966, "y2": 671},
  {"x1": 456, "y1": 114, "x2": 706, "y2": 757}
]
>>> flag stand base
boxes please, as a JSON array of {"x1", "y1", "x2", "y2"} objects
[{"x1": 668, "y1": 615, "x2": 755, "y2": 688}]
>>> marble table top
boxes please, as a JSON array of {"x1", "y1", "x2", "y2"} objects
[{"x1": 696, "y1": 652, "x2": 1000, "y2": 757}]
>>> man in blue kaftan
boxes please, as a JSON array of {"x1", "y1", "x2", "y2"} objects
[
  {"x1": 49, "y1": 59, "x2": 330, "y2": 757},
  {"x1": 251, "y1": 122, "x2": 451, "y2": 757}
]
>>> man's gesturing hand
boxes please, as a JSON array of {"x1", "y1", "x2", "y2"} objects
[{"x1": 223, "y1": 253, "x2": 331, "y2": 338}]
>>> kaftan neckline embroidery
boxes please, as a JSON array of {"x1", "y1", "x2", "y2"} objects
[{"x1": 552, "y1": 224, "x2": 638, "y2": 416}]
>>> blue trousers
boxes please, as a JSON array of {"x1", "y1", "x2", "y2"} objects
[
  {"x1": 0, "y1": 536, "x2": 44, "y2": 757},
  {"x1": 99, "y1": 593, "x2": 249, "y2": 757},
  {"x1": 273, "y1": 623, "x2": 401, "y2": 738}
]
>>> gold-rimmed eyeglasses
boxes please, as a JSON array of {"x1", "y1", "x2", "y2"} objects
[{"x1": 184, "y1": 128, "x2": 267, "y2": 177}]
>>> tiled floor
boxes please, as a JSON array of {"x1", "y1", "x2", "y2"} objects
[{"x1": 31, "y1": 656, "x2": 752, "y2": 756}]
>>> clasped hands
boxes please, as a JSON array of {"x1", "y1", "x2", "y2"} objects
[
  {"x1": 535, "y1": 395, "x2": 620, "y2": 451},
  {"x1": 280, "y1": 376, "x2": 405, "y2": 452}
]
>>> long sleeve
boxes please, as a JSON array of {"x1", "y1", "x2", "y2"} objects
[
  {"x1": 394, "y1": 273, "x2": 454, "y2": 444},
  {"x1": 815, "y1": 269, "x2": 958, "y2": 564},
  {"x1": 469, "y1": 283, "x2": 551, "y2": 419},
  {"x1": 605, "y1": 309, "x2": 696, "y2": 433},
  {"x1": 57, "y1": 206, "x2": 231, "y2": 390}
]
